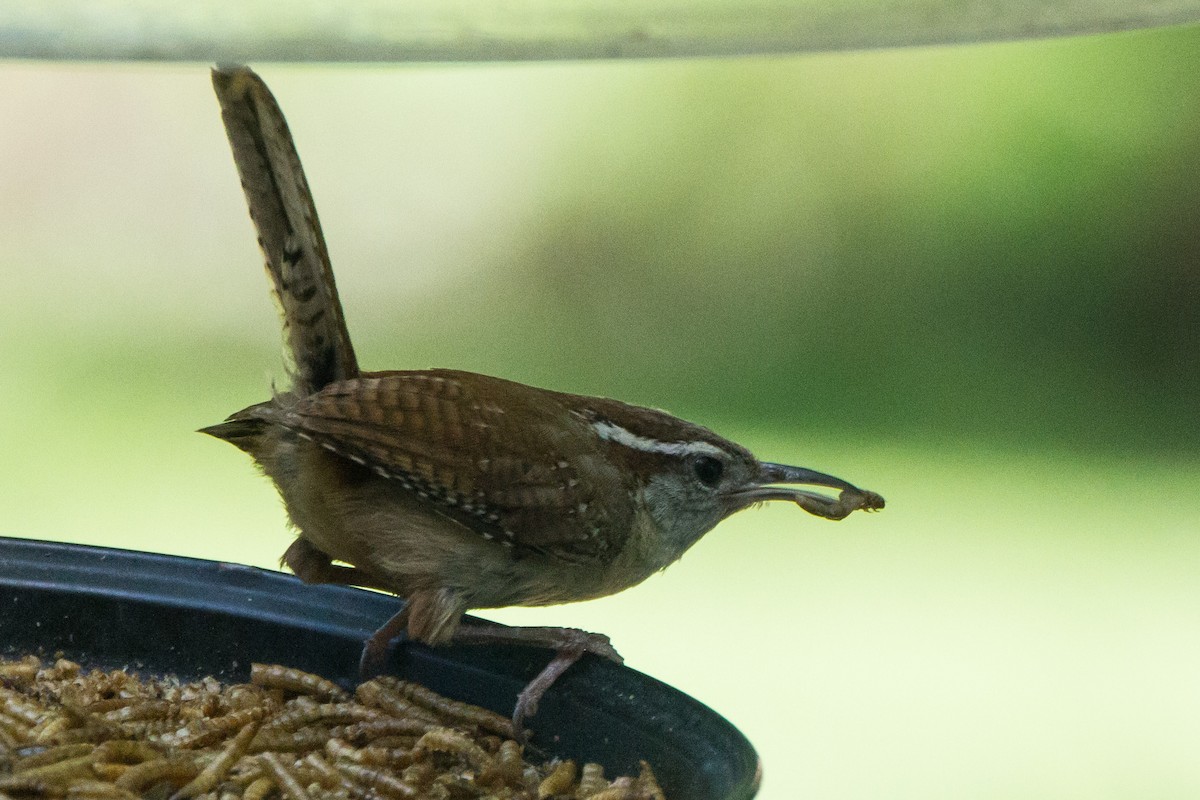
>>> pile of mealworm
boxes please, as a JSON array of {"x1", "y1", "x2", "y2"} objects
[{"x1": 0, "y1": 656, "x2": 665, "y2": 800}]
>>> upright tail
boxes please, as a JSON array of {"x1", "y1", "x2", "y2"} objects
[{"x1": 212, "y1": 66, "x2": 359, "y2": 395}]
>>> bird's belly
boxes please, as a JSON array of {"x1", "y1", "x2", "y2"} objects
[
  {"x1": 287, "y1": 490, "x2": 657, "y2": 610},
  {"x1": 275, "y1": 442, "x2": 669, "y2": 610}
]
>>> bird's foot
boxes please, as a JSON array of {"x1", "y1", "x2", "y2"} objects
[
  {"x1": 450, "y1": 624, "x2": 623, "y2": 740},
  {"x1": 358, "y1": 606, "x2": 410, "y2": 679}
]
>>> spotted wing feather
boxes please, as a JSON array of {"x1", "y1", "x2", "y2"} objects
[{"x1": 262, "y1": 370, "x2": 635, "y2": 562}]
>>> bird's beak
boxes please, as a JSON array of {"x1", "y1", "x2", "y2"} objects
[{"x1": 725, "y1": 462, "x2": 885, "y2": 520}]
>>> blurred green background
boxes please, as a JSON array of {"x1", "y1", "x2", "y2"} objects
[{"x1": 2, "y1": 24, "x2": 1199, "y2": 800}]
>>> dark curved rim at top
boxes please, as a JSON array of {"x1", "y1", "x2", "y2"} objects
[{"x1": 0, "y1": 536, "x2": 761, "y2": 800}]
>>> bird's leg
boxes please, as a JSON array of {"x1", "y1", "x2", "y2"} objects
[
  {"x1": 286, "y1": 550, "x2": 623, "y2": 735},
  {"x1": 281, "y1": 539, "x2": 411, "y2": 678},
  {"x1": 359, "y1": 605, "x2": 411, "y2": 679},
  {"x1": 513, "y1": 647, "x2": 582, "y2": 733},
  {"x1": 359, "y1": 588, "x2": 466, "y2": 679},
  {"x1": 357, "y1": 589, "x2": 623, "y2": 738},
  {"x1": 281, "y1": 538, "x2": 394, "y2": 592},
  {"x1": 450, "y1": 625, "x2": 622, "y2": 664},
  {"x1": 449, "y1": 624, "x2": 623, "y2": 737}
]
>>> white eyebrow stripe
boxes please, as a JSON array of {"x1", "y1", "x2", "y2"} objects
[{"x1": 591, "y1": 420, "x2": 725, "y2": 458}]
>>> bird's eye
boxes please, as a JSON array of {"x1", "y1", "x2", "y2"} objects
[{"x1": 692, "y1": 455, "x2": 724, "y2": 487}]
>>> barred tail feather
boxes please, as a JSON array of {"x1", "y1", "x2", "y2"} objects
[{"x1": 212, "y1": 66, "x2": 359, "y2": 395}]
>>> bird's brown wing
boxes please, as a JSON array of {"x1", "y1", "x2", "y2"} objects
[
  {"x1": 258, "y1": 370, "x2": 635, "y2": 563},
  {"x1": 212, "y1": 66, "x2": 359, "y2": 394}
]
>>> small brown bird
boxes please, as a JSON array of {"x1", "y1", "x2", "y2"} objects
[{"x1": 203, "y1": 66, "x2": 884, "y2": 734}]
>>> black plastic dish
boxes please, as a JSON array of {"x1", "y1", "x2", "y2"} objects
[{"x1": 0, "y1": 537, "x2": 760, "y2": 799}]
